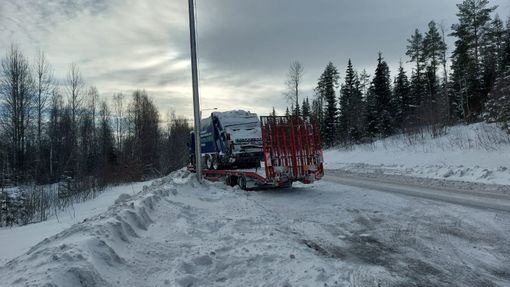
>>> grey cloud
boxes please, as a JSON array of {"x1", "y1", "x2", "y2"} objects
[{"x1": 0, "y1": 0, "x2": 509, "y2": 118}]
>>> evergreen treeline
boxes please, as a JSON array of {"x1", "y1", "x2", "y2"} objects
[
  {"x1": 0, "y1": 45, "x2": 190, "y2": 226},
  {"x1": 290, "y1": 0, "x2": 510, "y2": 147}
]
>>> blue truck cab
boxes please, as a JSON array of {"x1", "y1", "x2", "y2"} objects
[{"x1": 189, "y1": 110, "x2": 263, "y2": 169}]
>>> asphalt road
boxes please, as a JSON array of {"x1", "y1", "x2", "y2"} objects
[{"x1": 324, "y1": 171, "x2": 510, "y2": 213}]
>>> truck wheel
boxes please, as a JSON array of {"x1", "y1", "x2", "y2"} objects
[
  {"x1": 238, "y1": 175, "x2": 247, "y2": 190},
  {"x1": 212, "y1": 155, "x2": 220, "y2": 170},
  {"x1": 205, "y1": 155, "x2": 213, "y2": 170}
]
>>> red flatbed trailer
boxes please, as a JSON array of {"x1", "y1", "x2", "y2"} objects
[{"x1": 190, "y1": 116, "x2": 324, "y2": 190}]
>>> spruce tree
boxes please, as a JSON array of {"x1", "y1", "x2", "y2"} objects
[
  {"x1": 407, "y1": 29, "x2": 425, "y2": 77},
  {"x1": 394, "y1": 63, "x2": 411, "y2": 129},
  {"x1": 339, "y1": 59, "x2": 363, "y2": 143},
  {"x1": 450, "y1": 0, "x2": 497, "y2": 121},
  {"x1": 364, "y1": 88, "x2": 377, "y2": 138},
  {"x1": 424, "y1": 22, "x2": 447, "y2": 76},
  {"x1": 481, "y1": 15, "x2": 505, "y2": 99},
  {"x1": 339, "y1": 60, "x2": 354, "y2": 141},
  {"x1": 423, "y1": 21, "x2": 447, "y2": 122},
  {"x1": 294, "y1": 102, "x2": 301, "y2": 118},
  {"x1": 367, "y1": 53, "x2": 394, "y2": 137},
  {"x1": 311, "y1": 99, "x2": 322, "y2": 123},
  {"x1": 406, "y1": 29, "x2": 426, "y2": 121},
  {"x1": 502, "y1": 17, "x2": 510, "y2": 69},
  {"x1": 314, "y1": 62, "x2": 340, "y2": 147},
  {"x1": 359, "y1": 69, "x2": 371, "y2": 98},
  {"x1": 449, "y1": 24, "x2": 472, "y2": 120},
  {"x1": 484, "y1": 65, "x2": 510, "y2": 132},
  {"x1": 489, "y1": 15, "x2": 505, "y2": 73},
  {"x1": 301, "y1": 98, "x2": 311, "y2": 120},
  {"x1": 439, "y1": 24, "x2": 451, "y2": 121},
  {"x1": 484, "y1": 17, "x2": 510, "y2": 132},
  {"x1": 271, "y1": 107, "x2": 277, "y2": 117}
]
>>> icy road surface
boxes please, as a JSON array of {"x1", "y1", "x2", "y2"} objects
[
  {"x1": 1, "y1": 171, "x2": 510, "y2": 286},
  {"x1": 325, "y1": 171, "x2": 510, "y2": 212}
]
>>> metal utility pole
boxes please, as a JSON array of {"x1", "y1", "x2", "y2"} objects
[{"x1": 188, "y1": 0, "x2": 202, "y2": 182}]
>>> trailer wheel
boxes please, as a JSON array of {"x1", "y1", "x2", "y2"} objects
[
  {"x1": 238, "y1": 175, "x2": 247, "y2": 190},
  {"x1": 225, "y1": 175, "x2": 237, "y2": 187},
  {"x1": 281, "y1": 181, "x2": 293, "y2": 189}
]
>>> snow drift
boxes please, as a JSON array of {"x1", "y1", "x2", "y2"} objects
[
  {"x1": 325, "y1": 123, "x2": 510, "y2": 185},
  {"x1": 0, "y1": 179, "x2": 171, "y2": 286}
]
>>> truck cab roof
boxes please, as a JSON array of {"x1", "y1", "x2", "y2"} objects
[{"x1": 211, "y1": 110, "x2": 259, "y2": 130}]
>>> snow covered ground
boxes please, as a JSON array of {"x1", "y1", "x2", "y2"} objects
[
  {"x1": 0, "y1": 180, "x2": 153, "y2": 265},
  {"x1": 325, "y1": 123, "x2": 510, "y2": 185},
  {"x1": 1, "y1": 170, "x2": 509, "y2": 286}
]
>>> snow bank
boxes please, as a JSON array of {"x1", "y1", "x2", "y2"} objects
[
  {"x1": 1, "y1": 169, "x2": 509, "y2": 286},
  {"x1": 0, "y1": 176, "x2": 168, "y2": 286},
  {"x1": 325, "y1": 123, "x2": 510, "y2": 185},
  {"x1": 0, "y1": 180, "x2": 152, "y2": 265},
  {"x1": 1, "y1": 171, "x2": 332, "y2": 286}
]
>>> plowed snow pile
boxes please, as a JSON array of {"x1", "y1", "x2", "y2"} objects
[
  {"x1": 0, "y1": 180, "x2": 153, "y2": 265},
  {"x1": 1, "y1": 170, "x2": 509, "y2": 286},
  {"x1": 1, "y1": 171, "x2": 334, "y2": 286},
  {"x1": 325, "y1": 123, "x2": 510, "y2": 185}
]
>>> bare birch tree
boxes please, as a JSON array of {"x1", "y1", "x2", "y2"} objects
[
  {"x1": 113, "y1": 92, "x2": 125, "y2": 154},
  {"x1": 284, "y1": 61, "x2": 304, "y2": 116},
  {"x1": 65, "y1": 63, "x2": 84, "y2": 173},
  {"x1": 34, "y1": 50, "x2": 53, "y2": 179},
  {"x1": 66, "y1": 63, "x2": 84, "y2": 128},
  {"x1": 0, "y1": 45, "x2": 35, "y2": 181}
]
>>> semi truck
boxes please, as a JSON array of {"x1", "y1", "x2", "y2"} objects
[
  {"x1": 189, "y1": 114, "x2": 324, "y2": 190},
  {"x1": 189, "y1": 110, "x2": 264, "y2": 170}
]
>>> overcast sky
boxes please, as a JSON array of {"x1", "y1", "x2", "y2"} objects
[{"x1": 1, "y1": 0, "x2": 509, "y2": 118}]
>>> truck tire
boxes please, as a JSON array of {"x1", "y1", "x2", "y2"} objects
[
  {"x1": 238, "y1": 175, "x2": 247, "y2": 190},
  {"x1": 205, "y1": 155, "x2": 213, "y2": 170},
  {"x1": 212, "y1": 155, "x2": 220, "y2": 170}
]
